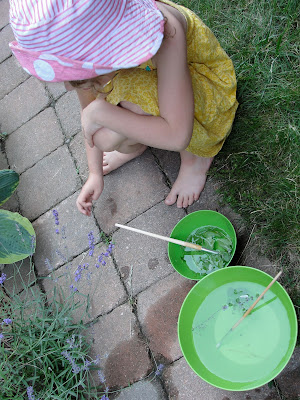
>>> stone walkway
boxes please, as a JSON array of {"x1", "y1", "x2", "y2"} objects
[{"x1": 0, "y1": 1, "x2": 299, "y2": 399}]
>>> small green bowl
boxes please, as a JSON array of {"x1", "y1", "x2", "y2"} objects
[
  {"x1": 168, "y1": 210, "x2": 236, "y2": 280},
  {"x1": 178, "y1": 266, "x2": 298, "y2": 391}
]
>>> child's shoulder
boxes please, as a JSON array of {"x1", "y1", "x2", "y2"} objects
[{"x1": 156, "y1": 1, "x2": 187, "y2": 35}]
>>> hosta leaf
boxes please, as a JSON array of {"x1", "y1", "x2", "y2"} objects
[
  {"x1": 0, "y1": 210, "x2": 36, "y2": 263},
  {"x1": 0, "y1": 169, "x2": 19, "y2": 206}
]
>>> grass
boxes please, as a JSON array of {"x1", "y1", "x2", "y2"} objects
[{"x1": 175, "y1": 0, "x2": 300, "y2": 306}]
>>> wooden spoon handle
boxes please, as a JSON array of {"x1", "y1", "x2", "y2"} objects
[{"x1": 115, "y1": 223, "x2": 204, "y2": 251}]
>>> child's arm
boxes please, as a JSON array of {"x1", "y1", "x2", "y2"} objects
[
  {"x1": 76, "y1": 139, "x2": 104, "y2": 216},
  {"x1": 82, "y1": 9, "x2": 194, "y2": 152},
  {"x1": 74, "y1": 88, "x2": 104, "y2": 216}
]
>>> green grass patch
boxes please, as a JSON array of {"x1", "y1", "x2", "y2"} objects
[{"x1": 176, "y1": 0, "x2": 299, "y2": 305}]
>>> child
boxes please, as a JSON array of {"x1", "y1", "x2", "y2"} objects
[{"x1": 9, "y1": 0, "x2": 238, "y2": 215}]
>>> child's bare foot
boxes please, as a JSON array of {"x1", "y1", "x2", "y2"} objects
[
  {"x1": 103, "y1": 144, "x2": 147, "y2": 175},
  {"x1": 165, "y1": 151, "x2": 214, "y2": 208}
]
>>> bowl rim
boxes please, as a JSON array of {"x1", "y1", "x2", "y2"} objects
[
  {"x1": 168, "y1": 210, "x2": 237, "y2": 280},
  {"x1": 177, "y1": 266, "x2": 298, "y2": 391}
]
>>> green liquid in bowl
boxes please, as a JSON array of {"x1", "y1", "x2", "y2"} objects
[
  {"x1": 183, "y1": 226, "x2": 234, "y2": 275},
  {"x1": 192, "y1": 281, "x2": 290, "y2": 383}
]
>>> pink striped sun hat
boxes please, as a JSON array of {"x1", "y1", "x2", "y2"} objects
[{"x1": 9, "y1": 0, "x2": 164, "y2": 82}]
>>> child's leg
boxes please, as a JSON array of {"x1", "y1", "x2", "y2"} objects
[{"x1": 165, "y1": 151, "x2": 214, "y2": 208}]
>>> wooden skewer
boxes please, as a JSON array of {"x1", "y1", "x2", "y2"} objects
[
  {"x1": 115, "y1": 223, "x2": 219, "y2": 254},
  {"x1": 216, "y1": 270, "x2": 283, "y2": 348}
]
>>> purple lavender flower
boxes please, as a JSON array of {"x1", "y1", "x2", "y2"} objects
[
  {"x1": 69, "y1": 284, "x2": 78, "y2": 292},
  {"x1": 61, "y1": 350, "x2": 81, "y2": 374},
  {"x1": 155, "y1": 363, "x2": 164, "y2": 376},
  {"x1": 100, "y1": 395, "x2": 109, "y2": 400},
  {"x1": 98, "y1": 369, "x2": 106, "y2": 384},
  {"x1": 0, "y1": 273, "x2": 6, "y2": 286},
  {"x1": 26, "y1": 386, "x2": 39, "y2": 400},
  {"x1": 222, "y1": 304, "x2": 228, "y2": 310},
  {"x1": 95, "y1": 242, "x2": 114, "y2": 268},
  {"x1": 52, "y1": 209, "x2": 59, "y2": 233},
  {"x1": 75, "y1": 265, "x2": 83, "y2": 282},
  {"x1": 0, "y1": 333, "x2": 4, "y2": 342},
  {"x1": 2, "y1": 318, "x2": 12, "y2": 325},
  {"x1": 88, "y1": 231, "x2": 95, "y2": 256}
]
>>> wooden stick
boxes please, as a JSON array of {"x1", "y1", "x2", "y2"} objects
[
  {"x1": 216, "y1": 270, "x2": 283, "y2": 348},
  {"x1": 115, "y1": 223, "x2": 218, "y2": 254}
]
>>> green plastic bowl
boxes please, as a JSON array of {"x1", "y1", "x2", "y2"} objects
[
  {"x1": 168, "y1": 210, "x2": 236, "y2": 280},
  {"x1": 178, "y1": 266, "x2": 298, "y2": 391}
]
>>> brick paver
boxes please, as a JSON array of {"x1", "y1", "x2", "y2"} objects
[
  {"x1": 0, "y1": 0, "x2": 9, "y2": 30},
  {"x1": 113, "y1": 201, "x2": 185, "y2": 296},
  {"x1": 43, "y1": 243, "x2": 127, "y2": 323},
  {"x1": 5, "y1": 107, "x2": 64, "y2": 173},
  {"x1": 88, "y1": 303, "x2": 153, "y2": 388},
  {"x1": 137, "y1": 272, "x2": 195, "y2": 362},
  {"x1": 114, "y1": 380, "x2": 167, "y2": 400},
  {"x1": 55, "y1": 90, "x2": 81, "y2": 138},
  {"x1": 33, "y1": 191, "x2": 99, "y2": 274},
  {"x1": 163, "y1": 357, "x2": 281, "y2": 400},
  {"x1": 0, "y1": 77, "x2": 49, "y2": 134},
  {"x1": 0, "y1": 24, "x2": 14, "y2": 62},
  {"x1": 0, "y1": 56, "x2": 28, "y2": 99},
  {"x1": 18, "y1": 145, "x2": 79, "y2": 220},
  {"x1": 94, "y1": 149, "x2": 170, "y2": 233}
]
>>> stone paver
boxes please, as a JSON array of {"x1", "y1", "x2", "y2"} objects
[
  {"x1": 0, "y1": 24, "x2": 14, "y2": 62},
  {"x1": 55, "y1": 90, "x2": 81, "y2": 137},
  {"x1": 113, "y1": 201, "x2": 185, "y2": 296},
  {"x1": 137, "y1": 272, "x2": 195, "y2": 362},
  {"x1": 276, "y1": 346, "x2": 300, "y2": 399},
  {"x1": 5, "y1": 107, "x2": 64, "y2": 173},
  {"x1": 113, "y1": 380, "x2": 167, "y2": 400},
  {"x1": 88, "y1": 303, "x2": 152, "y2": 389},
  {"x1": 43, "y1": 243, "x2": 127, "y2": 323},
  {"x1": 163, "y1": 357, "x2": 281, "y2": 400},
  {"x1": 33, "y1": 191, "x2": 99, "y2": 274},
  {"x1": 45, "y1": 81, "x2": 66, "y2": 100},
  {"x1": 68, "y1": 131, "x2": 89, "y2": 182},
  {"x1": 94, "y1": 149, "x2": 169, "y2": 233},
  {"x1": 18, "y1": 145, "x2": 79, "y2": 220},
  {"x1": 0, "y1": 77, "x2": 49, "y2": 134},
  {"x1": 0, "y1": 56, "x2": 28, "y2": 99},
  {"x1": 0, "y1": 0, "x2": 9, "y2": 30},
  {"x1": 0, "y1": 148, "x2": 7, "y2": 169}
]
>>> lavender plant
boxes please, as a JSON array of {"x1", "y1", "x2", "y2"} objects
[{"x1": 0, "y1": 262, "x2": 102, "y2": 399}]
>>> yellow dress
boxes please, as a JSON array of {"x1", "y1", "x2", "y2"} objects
[{"x1": 106, "y1": 0, "x2": 238, "y2": 158}]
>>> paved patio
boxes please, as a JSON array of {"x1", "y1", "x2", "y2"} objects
[{"x1": 0, "y1": 1, "x2": 299, "y2": 399}]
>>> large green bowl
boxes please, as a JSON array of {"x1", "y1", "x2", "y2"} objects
[
  {"x1": 178, "y1": 266, "x2": 298, "y2": 391},
  {"x1": 168, "y1": 210, "x2": 236, "y2": 280}
]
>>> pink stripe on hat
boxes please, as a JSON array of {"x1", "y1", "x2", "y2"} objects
[{"x1": 9, "y1": 0, "x2": 164, "y2": 82}]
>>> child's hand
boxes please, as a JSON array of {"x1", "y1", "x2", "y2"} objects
[
  {"x1": 76, "y1": 173, "x2": 104, "y2": 216},
  {"x1": 81, "y1": 99, "x2": 105, "y2": 148}
]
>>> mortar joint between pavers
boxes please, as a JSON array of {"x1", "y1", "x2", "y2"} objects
[{"x1": 149, "y1": 147, "x2": 172, "y2": 189}]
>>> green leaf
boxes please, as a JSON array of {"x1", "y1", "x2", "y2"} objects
[
  {"x1": 0, "y1": 170, "x2": 19, "y2": 206},
  {"x1": 0, "y1": 210, "x2": 36, "y2": 263}
]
